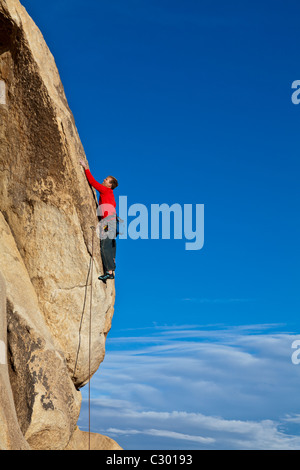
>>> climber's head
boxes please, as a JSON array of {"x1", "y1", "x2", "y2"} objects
[{"x1": 103, "y1": 176, "x2": 118, "y2": 190}]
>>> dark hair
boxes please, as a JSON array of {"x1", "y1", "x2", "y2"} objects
[{"x1": 108, "y1": 175, "x2": 118, "y2": 190}]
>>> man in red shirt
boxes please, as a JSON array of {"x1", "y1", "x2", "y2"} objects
[{"x1": 80, "y1": 160, "x2": 118, "y2": 282}]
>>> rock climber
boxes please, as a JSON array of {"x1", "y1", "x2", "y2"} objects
[{"x1": 80, "y1": 160, "x2": 118, "y2": 282}]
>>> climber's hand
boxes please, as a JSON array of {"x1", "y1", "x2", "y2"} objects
[{"x1": 79, "y1": 160, "x2": 88, "y2": 169}]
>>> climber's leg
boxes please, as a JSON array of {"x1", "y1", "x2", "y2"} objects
[
  {"x1": 99, "y1": 237, "x2": 116, "y2": 281},
  {"x1": 112, "y1": 238, "x2": 116, "y2": 270},
  {"x1": 98, "y1": 216, "x2": 116, "y2": 281}
]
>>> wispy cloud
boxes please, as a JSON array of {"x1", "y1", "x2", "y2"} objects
[
  {"x1": 181, "y1": 297, "x2": 255, "y2": 304},
  {"x1": 107, "y1": 427, "x2": 215, "y2": 445},
  {"x1": 79, "y1": 324, "x2": 300, "y2": 450}
]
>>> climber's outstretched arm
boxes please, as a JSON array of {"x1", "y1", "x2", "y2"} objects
[
  {"x1": 79, "y1": 160, "x2": 88, "y2": 170},
  {"x1": 79, "y1": 160, "x2": 108, "y2": 193}
]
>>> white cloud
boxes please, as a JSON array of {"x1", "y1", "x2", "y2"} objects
[
  {"x1": 79, "y1": 324, "x2": 300, "y2": 449},
  {"x1": 107, "y1": 427, "x2": 215, "y2": 445}
]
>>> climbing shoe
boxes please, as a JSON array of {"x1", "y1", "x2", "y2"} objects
[{"x1": 98, "y1": 272, "x2": 115, "y2": 282}]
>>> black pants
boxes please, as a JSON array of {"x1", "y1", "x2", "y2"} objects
[
  {"x1": 99, "y1": 215, "x2": 117, "y2": 273},
  {"x1": 100, "y1": 237, "x2": 116, "y2": 272}
]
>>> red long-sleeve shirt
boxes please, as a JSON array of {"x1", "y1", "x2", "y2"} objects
[{"x1": 85, "y1": 169, "x2": 116, "y2": 218}]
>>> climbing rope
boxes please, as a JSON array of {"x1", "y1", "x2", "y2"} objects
[
  {"x1": 72, "y1": 257, "x2": 92, "y2": 381},
  {"x1": 72, "y1": 226, "x2": 95, "y2": 451},
  {"x1": 88, "y1": 226, "x2": 95, "y2": 451}
]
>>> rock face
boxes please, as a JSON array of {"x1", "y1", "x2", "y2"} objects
[
  {"x1": 0, "y1": 0, "x2": 118, "y2": 450},
  {"x1": 65, "y1": 427, "x2": 123, "y2": 451},
  {"x1": 0, "y1": 271, "x2": 30, "y2": 450}
]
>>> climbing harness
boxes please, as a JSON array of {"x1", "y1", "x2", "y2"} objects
[
  {"x1": 73, "y1": 226, "x2": 95, "y2": 451},
  {"x1": 96, "y1": 213, "x2": 120, "y2": 240}
]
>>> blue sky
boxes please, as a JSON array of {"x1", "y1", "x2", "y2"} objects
[{"x1": 21, "y1": 0, "x2": 300, "y2": 449}]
